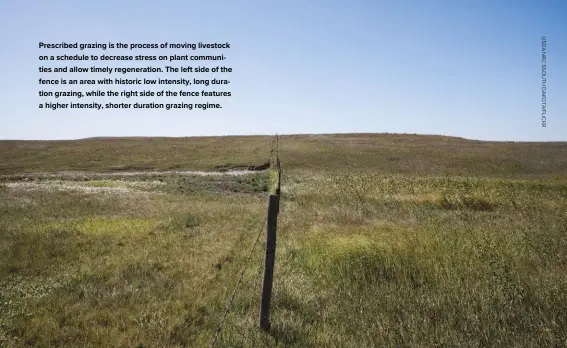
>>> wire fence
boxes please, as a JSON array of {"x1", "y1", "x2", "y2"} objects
[{"x1": 210, "y1": 134, "x2": 282, "y2": 348}]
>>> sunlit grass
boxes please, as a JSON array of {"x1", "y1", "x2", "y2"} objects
[
  {"x1": 85, "y1": 180, "x2": 123, "y2": 188},
  {"x1": 0, "y1": 135, "x2": 566, "y2": 347}
]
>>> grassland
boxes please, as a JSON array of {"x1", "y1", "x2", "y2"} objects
[
  {"x1": 0, "y1": 133, "x2": 566, "y2": 347},
  {"x1": 1, "y1": 134, "x2": 565, "y2": 177}
]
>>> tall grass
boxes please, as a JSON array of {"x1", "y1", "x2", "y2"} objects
[{"x1": 257, "y1": 171, "x2": 567, "y2": 347}]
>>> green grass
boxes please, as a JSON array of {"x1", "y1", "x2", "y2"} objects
[
  {"x1": 205, "y1": 170, "x2": 565, "y2": 347},
  {"x1": 0, "y1": 134, "x2": 566, "y2": 347},
  {"x1": 0, "y1": 174, "x2": 271, "y2": 347},
  {"x1": 165, "y1": 172, "x2": 271, "y2": 195}
]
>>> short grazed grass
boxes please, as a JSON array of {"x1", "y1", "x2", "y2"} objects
[
  {"x1": 1, "y1": 134, "x2": 566, "y2": 347},
  {"x1": 85, "y1": 180, "x2": 123, "y2": 188},
  {"x1": 0, "y1": 173, "x2": 271, "y2": 347}
]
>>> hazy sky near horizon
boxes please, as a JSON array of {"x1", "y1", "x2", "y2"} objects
[{"x1": 0, "y1": 0, "x2": 565, "y2": 141}]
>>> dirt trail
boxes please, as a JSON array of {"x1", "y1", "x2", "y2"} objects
[{"x1": 0, "y1": 169, "x2": 265, "y2": 181}]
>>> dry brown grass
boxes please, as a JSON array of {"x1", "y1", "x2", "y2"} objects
[{"x1": 1, "y1": 133, "x2": 565, "y2": 178}]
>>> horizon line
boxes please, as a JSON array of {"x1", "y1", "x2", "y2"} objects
[{"x1": 0, "y1": 132, "x2": 565, "y2": 143}]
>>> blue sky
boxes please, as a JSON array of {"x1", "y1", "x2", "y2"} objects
[{"x1": 0, "y1": 0, "x2": 565, "y2": 141}]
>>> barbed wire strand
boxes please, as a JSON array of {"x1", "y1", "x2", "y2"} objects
[
  {"x1": 210, "y1": 216, "x2": 268, "y2": 348},
  {"x1": 210, "y1": 134, "x2": 279, "y2": 348}
]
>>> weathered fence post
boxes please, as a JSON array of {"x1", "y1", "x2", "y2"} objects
[
  {"x1": 276, "y1": 158, "x2": 281, "y2": 196},
  {"x1": 259, "y1": 194, "x2": 279, "y2": 331}
]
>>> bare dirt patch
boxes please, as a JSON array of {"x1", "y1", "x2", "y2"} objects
[
  {"x1": 4, "y1": 180, "x2": 165, "y2": 195},
  {"x1": 0, "y1": 169, "x2": 263, "y2": 182}
]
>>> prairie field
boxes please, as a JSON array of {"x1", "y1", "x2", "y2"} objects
[{"x1": 0, "y1": 134, "x2": 566, "y2": 347}]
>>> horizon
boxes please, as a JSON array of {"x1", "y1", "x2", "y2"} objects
[
  {"x1": 1, "y1": 132, "x2": 565, "y2": 143},
  {"x1": 1, "y1": 0, "x2": 566, "y2": 141}
]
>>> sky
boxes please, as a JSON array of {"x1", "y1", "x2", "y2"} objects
[{"x1": 0, "y1": 0, "x2": 565, "y2": 141}]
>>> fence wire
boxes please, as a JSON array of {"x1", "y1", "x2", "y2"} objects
[{"x1": 210, "y1": 134, "x2": 282, "y2": 348}]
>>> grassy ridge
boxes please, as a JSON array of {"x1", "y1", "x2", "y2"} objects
[{"x1": 1, "y1": 134, "x2": 566, "y2": 177}]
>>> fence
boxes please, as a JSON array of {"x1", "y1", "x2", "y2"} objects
[{"x1": 210, "y1": 134, "x2": 282, "y2": 347}]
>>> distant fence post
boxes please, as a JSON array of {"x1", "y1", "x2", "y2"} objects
[{"x1": 259, "y1": 194, "x2": 280, "y2": 331}]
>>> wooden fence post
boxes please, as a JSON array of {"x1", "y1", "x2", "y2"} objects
[
  {"x1": 259, "y1": 194, "x2": 279, "y2": 331},
  {"x1": 275, "y1": 158, "x2": 281, "y2": 196}
]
